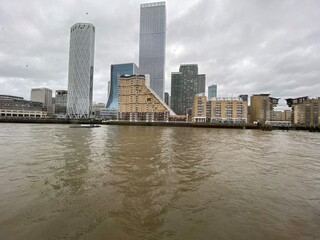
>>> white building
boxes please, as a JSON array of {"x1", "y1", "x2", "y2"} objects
[
  {"x1": 30, "y1": 88, "x2": 53, "y2": 116},
  {"x1": 67, "y1": 23, "x2": 95, "y2": 119}
]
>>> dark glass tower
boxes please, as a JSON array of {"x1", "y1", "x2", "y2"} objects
[
  {"x1": 106, "y1": 63, "x2": 139, "y2": 110},
  {"x1": 139, "y1": 2, "x2": 166, "y2": 99},
  {"x1": 171, "y1": 64, "x2": 199, "y2": 115}
]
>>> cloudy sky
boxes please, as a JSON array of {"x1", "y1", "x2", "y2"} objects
[{"x1": 1, "y1": 0, "x2": 319, "y2": 108}]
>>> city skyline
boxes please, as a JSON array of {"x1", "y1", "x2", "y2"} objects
[{"x1": 0, "y1": 0, "x2": 319, "y2": 109}]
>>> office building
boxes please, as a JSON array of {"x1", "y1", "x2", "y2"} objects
[
  {"x1": 250, "y1": 94, "x2": 279, "y2": 124},
  {"x1": 102, "y1": 63, "x2": 139, "y2": 119},
  {"x1": 164, "y1": 92, "x2": 170, "y2": 106},
  {"x1": 139, "y1": 2, "x2": 166, "y2": 99},
  {"x1": 286, "y1": 97, "x2": 319, "y2": 126},
  {"x1": 171, "y1": 64, "x2": 200, "y2": 115},
  {"x1": 197, "y1": 74, "x2": 206, "y2": 94},
  {"x1": 54, "y1": 90, "x2": 68, "y2": 117},
  {"x1": 30, "y1": 88, "x2": 53, "y2": 115},
  {"x1": 67, "y1": 23, "x2": 95, "y2": 119},
  {"x1": 0, "y1": 95, "x2": 47, "y2": 118},
  {"x1": 208, "y1": 84, "x2": 217, "y2": 98},
  {"x1": 118, "y1": 75, "x2": 174, "y2": 122}
]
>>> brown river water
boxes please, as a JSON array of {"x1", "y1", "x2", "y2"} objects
[{"x1": 0, "y1": 123, "x2": 319, "y2": 240}]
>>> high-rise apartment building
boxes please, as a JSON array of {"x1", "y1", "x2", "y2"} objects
[
  {"x1": 139, "y1": 2, "x2": 166, "y2": 99},
  {"x1": 67, "y1": 23, "x2": 95, "y2": 119},
  {"x1": 208, "y1": 84, "x2": 217, "y2": 98},
  {"x1": 197, "y1": 74, "x2": 206, "y2": 94},
  {"x1": 30, "y1": 88, "x2": 53, "y2": 115},
  {"x1": 171, "y1": 64, "x2": 199, "y2": 115},
  {"x1": 250, "y1": 94, "x2": 279, "y2": 124}
]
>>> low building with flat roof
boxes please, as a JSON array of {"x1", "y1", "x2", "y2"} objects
[{"x1": 0, "y1": 95, "x2": 47, "y2": 118}]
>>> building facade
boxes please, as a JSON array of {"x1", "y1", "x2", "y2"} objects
[
  {"x1": 250, "y1": 94, "x2": 279, "y2": 124},
  {"x1": 118, "y1": 75, "x2": 174, "y2": 122},
  {"x1": 192, "y1": 95, "x2": 248, "y2": 123},
  {"x1": 139, "y1": 2, "x2": 166, "y2": 99},
  {"x1": 54, "y1": 90, "x2": 67, "y2": 117},
  {"x1": 208, "y1": 84, "x2": 217, "y2": 98},
  {"x1": 286, "y1": 97, "x2": 319, "y2": 126},
  {"x1": 197, "y1": 74, "x2": 206, "y2": 94},
  {"x1": 164, "y1": 92, "x2": 170, "y2": 106},
  {"x1": 192, "y1": 94, "x2": 206, "y2": 122},
  {"x1": 67, "y1": 23, "x2": 95, "y2": 119},
  {"x1": 102, "y1": 63, "x2": 139, "y2": 119},
  {"x1": 30, "y1": 88, "x2": 52, "y2": 115},
  {"x1": 171, "y1": 64, "x2": 200, "y2": 115},
  {"x1": 0, "y1": 95, "x2": 47, "y2": 118}
]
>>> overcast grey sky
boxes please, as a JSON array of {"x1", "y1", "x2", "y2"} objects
[{"x1": 0, "y1": 0, "x2": 319, "y2": 108}]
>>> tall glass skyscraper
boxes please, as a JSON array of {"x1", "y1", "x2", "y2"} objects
[
  {"x1": 139, "y1": 2, "x2": 166, "y2": 100},
  {"x1": 171, "y1": 64, "x2": 199, "y2": 115},
  {"x1": 67, "y1": 23, "x2": 95, "y2": 119},
  {"x1": 106, "y1": 63, "x2": 139, "y2": 110},
  {"x1": 208, "y1": 84, "x2": 217, "y2": 98}
]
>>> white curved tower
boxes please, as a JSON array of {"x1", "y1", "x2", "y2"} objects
[{"x1": 67, "y1": 23, "x2": 95, "y2": 119}]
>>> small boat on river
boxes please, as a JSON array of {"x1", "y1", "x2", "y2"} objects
[{"x1": 69, "y1": 124, "x2": 101, "y2": 128}]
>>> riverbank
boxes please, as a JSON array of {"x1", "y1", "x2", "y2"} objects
[
  {"x1": 0, "y1": 118, "x2": 101, "y2": 124},
  {"x1": 1, "y1": 118, "x2": 319, "y2": 131},
  {"x1": 102, "y1": 120, "x2": 258, "y2": 129}
]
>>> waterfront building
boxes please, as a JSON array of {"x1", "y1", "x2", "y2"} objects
[
  {"x1": 54, "y1": 90, "x2": 67, "y2": 118},
  {"x1": 102, "y1": 63, "x2": 139, "y2": 119},
  {"x1": 67, "y1": 23, "x2": 95, "y2": 119},
  {"x1": 197, "y1": 74, "x2": 206, "y2": 94},
  {"x1": 171, "y1": 64, "x2": 200, "y2": 115},
  {"x1": 30, "y1": 88, "x2": 52, "y2": 115},
  {"x1": 118, "y1": 75, "x2": 174, "y2": 122},
  {"x1": 210, "y1": 96, "x2": 248, "y2": 123},
  {"x1": 285, "y1": 97, "x2": 320, "y2": 126},
  {"x1": 273, "y1": 110, "x2": 292, "y2": 122},
  {"x1": 192, "y1": 95, "x2": 248, "y2": 123},
  {"x1": 208, "y1": 84, "x2": 217, "y2": 98},
  {"x1": 192, "y1": 93, "x2": 206, "y2": 122},
  {"x1": 139, "y1": 2, "x2": 166, "y2": 99},
  {"x1": 164, "y1": 92, "x2": 170, "y2": 106},
  {"x1": 0, "y1": 95, "x2": 47, "y2": 118},
  {"x1": 250, "y1": 94, "x2": 279, "y2": 124}
]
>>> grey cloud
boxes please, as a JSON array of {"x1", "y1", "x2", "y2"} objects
[{"x1": 1, "y1": 0, "x2": 319, "y2": 109}]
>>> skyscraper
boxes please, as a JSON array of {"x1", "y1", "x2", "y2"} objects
[
  {"x1": 171, "y1": 64, "x2": 199, "y2": 115},
  {"x1": 197, "y1": 74, "x2": 206, "y2": 94},
  {"x1": 208, "y1": 84, "x2": 217, "y2": 98},
  {"x1": 67, "y1": 23, "x2": 95, "y2": 119},
  {"x1": 106, "y1": 63, "x2": 139, "y2": 110},
  {"x1": 139, "y1": 2, "x2": 166, "y2": 100}
]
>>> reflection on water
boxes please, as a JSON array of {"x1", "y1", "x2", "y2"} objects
[{"x1": 0, "y1": 124, "x2": 319, "y2": 240}]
